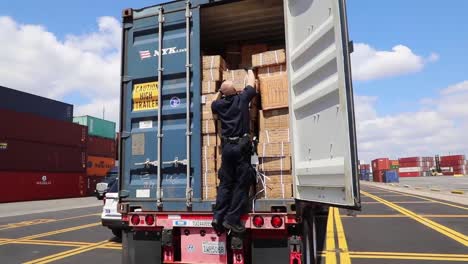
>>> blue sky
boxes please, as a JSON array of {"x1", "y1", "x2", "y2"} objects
[
  {"x1": 348, "y1": 0, "x2": 468, "y2": 115},
  {"x1": 1, "y1": 0, "x2": 467, "y2": 159}
]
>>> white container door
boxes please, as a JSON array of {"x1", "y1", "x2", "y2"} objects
[{"x1": 284, "y1": 0, "x2": 360, "y2": 207}]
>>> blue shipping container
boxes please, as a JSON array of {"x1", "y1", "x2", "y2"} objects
[
  {"x1": 0, "y1": 86, "x2": 73, "y2": 122},
  {"x1": 118, "y1": 0, "x2": 357, "y2": 212},
  {"x1": 384, "y1": 170, "x2": 399, "y2": 183}
]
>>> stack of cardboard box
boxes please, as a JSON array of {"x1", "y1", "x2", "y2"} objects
[
  {"x1": 201, "y1": 55, "x2": 225, "y2": 199},
  {"x1": 254, "y1": 49, "x2": 292, "y2": 199}
]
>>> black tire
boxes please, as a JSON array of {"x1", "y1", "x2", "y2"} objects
[
  {"x1": 302, "y1": 214, "x2": 317, "y2": 264},
  {"x1": 112, "y1": 228, "x2": 122, "y2": 239}
]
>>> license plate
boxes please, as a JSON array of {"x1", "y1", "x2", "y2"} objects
[
  {"x1": 202, "y1": 241, "x2": 226, "y2": 255},
  {"x1": 105, "y1": 209, "x2": 111, "y2": 214}
]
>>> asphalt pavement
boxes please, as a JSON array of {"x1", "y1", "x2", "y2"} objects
[{"x1": 0, "y1": 184, "x2": 467, "y2": 263}]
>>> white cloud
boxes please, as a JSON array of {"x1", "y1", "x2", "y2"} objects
[
  {"x1": 352, "y1": 43, "x2": 437, "y2": 81},
  {"x1": 356, "y1": 81, "x2": 468, "y2": 162},
  {"x1": 0, "y1": 16, "x2": 121, "y2": 124}
]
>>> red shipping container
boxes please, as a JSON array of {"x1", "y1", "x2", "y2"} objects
[
  {"x1": 399, "y1": 172, "x2": 421, "y2": 177},
  {"x1": 399, "y1": 161, "x2": 434, "y2": 167},
  {"x1": 87, "y1": 136, "x2": 116, "y2": 158},
  {"x1": 0, "y1": 139, "x2": 86, "y2": 172},
  {"x1": 372, "y1": 170, "x2": 384, "y2": 182},
  {"x1": 0, "y1": 108, "x2": 87, "y2": 147},
  {"x1": 440, "y1": 160, "x2": 467, "y2": 166},
  {"x1": 442, "y1": 172, "x2": 455, "y2": 176},
  {"x1": 0, "y1": 171, "x2": 85, "y2": 203},
  {"x1": 390, "y1": 160, "x2": 399, "y2": 166},
  {"x1": 440, "y1": 155, "x2": 465, "y2": 162},
  {"x1": 372, "y1": 158, "x2": 390, "y2": 171},
  {"x1": 398, "y1": 157, "x2": 423, "y2": 163}
]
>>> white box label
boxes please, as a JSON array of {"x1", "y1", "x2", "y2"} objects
[
  {"x1": 136, "y1": 189, "x2": 150, "y2": 198},
  {"x1": 139, "y1": 120, "x2": 153, "y2": 129}
]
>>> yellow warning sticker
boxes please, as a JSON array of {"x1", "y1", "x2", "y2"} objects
[{"x1": 133, "y1": 82, "x2": 158, "y2": 111}]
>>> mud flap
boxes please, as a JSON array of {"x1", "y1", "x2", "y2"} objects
[
  {"x1": 251, "y1": 239, "x2": 289, "y2": 263},
  {"x1": 122, "y1": 229, "x2": 162, "y2": 264}
]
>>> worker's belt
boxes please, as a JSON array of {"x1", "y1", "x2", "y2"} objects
[{"x1": 222, "y1": 134, "x2": 249, "y2": 144}]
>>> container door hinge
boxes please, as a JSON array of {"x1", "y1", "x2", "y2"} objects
[
  {"x1": 122, "y1": 76, "x2": 132, "y2": 83},
  {"x1": 123, "y1": 22, "x2": 133, "y2": 29},
  {"x1": 121, "y1": 131, "x2": 131, "y2": 138}
]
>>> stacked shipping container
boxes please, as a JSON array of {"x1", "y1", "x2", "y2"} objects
[
  {"x1": 440, "y1": 155, "x2": 467, "y2": 176},
  {"x1": 398, "y1": 157, "x2": 434, "y2": 177},
  {"x1": 371, "y1": 158, "x2": 399, "y2": 183},
  {"x1": 0, "y1": 89, "x2": 86, "y2": 203},
  {"x1": 73, "y1": 116, "x2": 116, "y2": 195}
]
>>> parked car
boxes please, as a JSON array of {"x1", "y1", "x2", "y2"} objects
[
  {"x1": 95, "y1": 166, "x2": 118, "y2": 199},
  {"x1": 101, "y1": 178, "x2": 126, "y2": 238}
]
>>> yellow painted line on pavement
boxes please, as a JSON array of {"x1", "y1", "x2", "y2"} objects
[
  {"x1": 0, "y1": 222, "x2": 100, "y2": 246},
  {"x1": 23, "y1": 240, "x2": 110, "y2": 264},
  {"x1": 325, "y1": 208, "x2": 337, "y2": 264},
  {"x1": 0, "y1": 213, "x2": 100, "y2": 231},
  {"x1": 451, "y1": 190, "x2": 465, "y2": 194},
  {"x1": 364, "y1": 187, "x2": 468, "y2": 211},
  {"x1": 431, "y1": 188, "x2": 441, "y2": 192},
  {"x1": 341, "y1": 214, "x2": 407, "y2": 218},
  {"x1": 362, "y1": 201, "x2": 434, "y2": 204},
  {"x1": 333, "y1": 208, "x2": 351, "y2": 264},
  {"x1": 0, "y1": 219, "x2": 55, "y2": 230},
  {"x1": 350, "y1": 251, "x2": 468, "y2": 261},
  {"x1": 362, "y1": 191, "x2": 468, "y2": 246}
]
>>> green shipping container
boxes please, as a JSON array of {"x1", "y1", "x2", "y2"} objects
[
  {"x1": 73, "y1": 116, "x2": 116, "y2": 139},
  {"x1": 390, "y1": 165, "x2": 400, "y2": 169}
]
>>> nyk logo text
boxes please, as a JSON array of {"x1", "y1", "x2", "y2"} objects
[{"x1": 139, "y1": 47, "x2": 186, "y2": 60}]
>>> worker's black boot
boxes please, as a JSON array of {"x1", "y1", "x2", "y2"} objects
[{"x1": 222, "y1": 221, "x2": 246, "y2": 233}]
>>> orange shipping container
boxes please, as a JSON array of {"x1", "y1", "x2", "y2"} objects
[{"x1": 87, "y1": 155, "x2": 115, "y2": 176}]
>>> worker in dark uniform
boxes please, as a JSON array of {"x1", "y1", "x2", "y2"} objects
[{"x1": 211, "y1": 69, "x2": 257, "y2": 233}]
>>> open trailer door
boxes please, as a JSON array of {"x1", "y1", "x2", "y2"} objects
[{"x1": 284, "y1": 0, "x2": 360, "y2": 208}]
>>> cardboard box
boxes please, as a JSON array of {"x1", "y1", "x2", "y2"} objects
[
  {"x1": 259, "y1": 156, "x2": 291, "y2": 172},
  {"x1": 258, "y1": 142, "x2": 291, "y2": 157},
  {"x1": 256, "y1": 173, "x2": 293, "y2": 199},
  {"x1": 259, "y1": 129, "x2": 290, "y2": 143},
  {"x1": 202, "y1": 81, "x2": 220, "y2": 94},
  {"x1": 202, "y1": 145, "x2": 217, "y2": 160},
  {"x1": 202, "y1": 55, "x2": 227, "y2": 70},
  {"x1": 259, "y1": 109, "x2": 289, "y2": 131},
  {"x1": 252, "y1": 49, "x2": 286, "y2": 67},
  {"x1": 203, "y1": 68, "x2": 223, "y2": 81},
  {"x1": 257, "y1": 64, "x2": 287, "y2": 78},
  {"x1": 201, "y1": 158, "x2": 217, "y2": 173},
  {"x1": 240, "y1": 44, "x2": 268, "y2": 68},
  {"x1": 202, "y1": 184, "x2": 218, "y2": 200},
  {"x1": 222, "y1": 69, "x2": 248, "y2": 91},
  {"x1": 201, "y1": 119, "x2": 220, "y2": 134},
  {"x1": 202, "y1": 133, "x2": 220, "y2": 146},
  {"x1": 259, "y1": 73, "x2": 289, "y2": 110},
  {"x1": 202, "y1": 109, "x2": 216, "y2": 120}
]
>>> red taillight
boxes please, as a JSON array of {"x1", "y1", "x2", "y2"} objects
[
  {"x1": 131, "y1": 215, "x2": 140, "y2": 226},
  {"x1": 253, "y1": 215, "x2": 264, "y2": 228},
  {"x1": 145, "y1": 215, "x2": 155, "y2": 225},
  {"x1": 271, "y1": 216, "x2": 283, "y2": 228}
]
